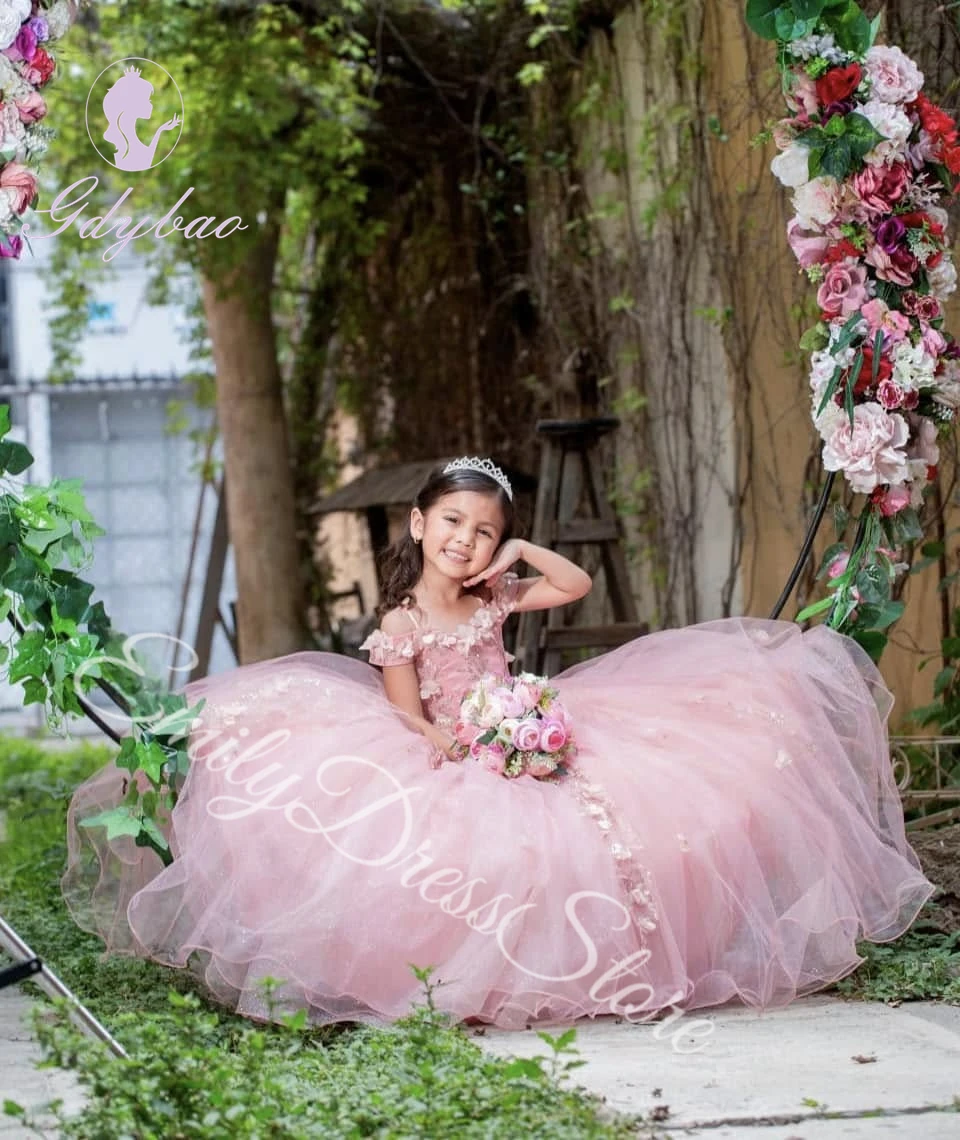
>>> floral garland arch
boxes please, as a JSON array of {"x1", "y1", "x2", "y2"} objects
[
  {"x1": 0, "y1": 0, "x2": 77, "y2": 258},
  {"x1": 749, "y1": 0, "x2": 958, "y2": 660}
]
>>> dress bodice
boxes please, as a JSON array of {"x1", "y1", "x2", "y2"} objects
[{"x1": 359, "y1": 572, "x2": 521, "y2": 731}]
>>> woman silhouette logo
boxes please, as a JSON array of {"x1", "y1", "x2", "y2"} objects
[{"x1": 86, "y1": 58, "x2": 183, "y2": 171}]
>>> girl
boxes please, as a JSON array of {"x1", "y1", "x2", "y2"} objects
[{"x1": 63, "y1": 457, "x2": 934, "y2": 1030}]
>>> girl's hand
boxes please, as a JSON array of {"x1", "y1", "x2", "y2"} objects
[
  {"x1": 463, "y1": 539, "x2": 526, "y2": 589},
  {"x1": 422, "y1": 722, "x2": 459, "y2": 769}
]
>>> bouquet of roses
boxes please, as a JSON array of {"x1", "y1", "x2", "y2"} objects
[{"x1": 451, "y1": 671, "x2": 577, "y2": 781}]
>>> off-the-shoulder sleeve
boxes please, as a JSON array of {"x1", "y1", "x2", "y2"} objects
[
  {"x1": 487, "y1": 570, "x2": 523, "y2": 623},
  {"x1": 359, "y1": 627, "x2": 419, "y2": 667}
]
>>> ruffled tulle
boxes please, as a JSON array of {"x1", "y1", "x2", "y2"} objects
[{"x1": 62, "y1": 616, "x2": 935, "y2": 1030}]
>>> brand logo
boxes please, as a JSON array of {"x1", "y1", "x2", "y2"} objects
[{"x1": 86, "y1": 57, "x2": 183, "y2": 171}]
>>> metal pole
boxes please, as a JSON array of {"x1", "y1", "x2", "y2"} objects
[{"x1": 0, "y1": 914, "x2": 128, "y2": 1058}]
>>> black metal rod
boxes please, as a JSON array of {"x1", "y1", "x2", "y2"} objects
[{"x1": 769, "y1": 471, "x2": 837, "y2": 620}]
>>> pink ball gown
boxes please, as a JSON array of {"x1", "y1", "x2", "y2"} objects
[{"x1": 62, "y1": 572, "x2": 934, "y2": 1029}]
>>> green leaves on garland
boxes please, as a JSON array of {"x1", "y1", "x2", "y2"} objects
[
  {"x1": 795, "y1": 112, "x2": 884, "y2": 182},
  {"x1": 746, "y1": 0, "x2": 880, "y2": 56}
]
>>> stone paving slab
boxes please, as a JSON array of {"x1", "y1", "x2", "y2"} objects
[
  {"x1": 0, "y1": 988, "x2": 85, "y2": 1140},
  {"x1": 474, "y1": 994, "x2": 960, "y2": 1136}
]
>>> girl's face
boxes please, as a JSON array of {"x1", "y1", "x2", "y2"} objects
[{"x1": 412, "y1": 490, "x2": 506, "y2": 581}]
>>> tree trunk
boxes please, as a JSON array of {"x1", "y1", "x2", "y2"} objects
[{"x1": 200, "y1": 220, "x2": 310, "y2": 663}]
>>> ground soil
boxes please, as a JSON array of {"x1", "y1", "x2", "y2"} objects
[{"x1": 908, "y1": 824, "x2": 960, "y2": 933}]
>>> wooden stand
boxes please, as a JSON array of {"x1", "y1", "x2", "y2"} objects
[{"x1": 515, "y1": 417, "x2": 647, "y2": 676}]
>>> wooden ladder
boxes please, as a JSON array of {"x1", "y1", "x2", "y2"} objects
[{"x1": 515, "y1": 417, "x2": 647, "y2": 676}]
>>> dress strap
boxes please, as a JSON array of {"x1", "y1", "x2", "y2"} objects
[{"x1": 400, "y1": 596, "x2": 422, "y2": 630}]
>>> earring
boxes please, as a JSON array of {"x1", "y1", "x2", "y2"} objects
[{"x1": 413, "y1": 536, "x2": 421, "y2": 545}]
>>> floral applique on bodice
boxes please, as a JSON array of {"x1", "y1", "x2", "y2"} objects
[{"x1": 359, "y1": 572, "x2": 521, "y2": 732}]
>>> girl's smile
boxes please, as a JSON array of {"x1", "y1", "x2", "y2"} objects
[{"x1": 412, "y1": 490, "x2": 506, "y2": 582}]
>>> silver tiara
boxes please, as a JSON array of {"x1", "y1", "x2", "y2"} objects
[{"x1": 443, "y1": 456, "x2": 513, "y2": 500}]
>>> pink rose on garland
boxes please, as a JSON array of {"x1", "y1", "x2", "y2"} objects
[
  {"x1": 22, "y1": 45, "x2": 54, "y2": 87},
  {"x1": 864, "y1": 45, "x2": 923, "y2": 105},
  {"x1": 877, "y1": 379, "x2": 906, "y2": 410},
  {"x1": 786, "y1": 219, "x2": 830, "y2": 268},
  {"x1": 784, "y1": 69, "x2": 819, "y2": 118},
  {"x1": 16, "y1": 91, "x2": 46, "y2": 123},
  {"x1": 817, "y1": 259, "x2": 869, "y2": 317},
  {"x1": 0, "y1": 161, "x2": 37, "y2": 214},
  {"x1": 908, "y1": 417, "x2": 940, "y2": 468},
  {"x1": 822, "y1": 403, "x2": 911, "y2": 493},
  {"x1": 852, "y1": 163, "x2": 911, "y2": 217},
  {"x1": 861, "y1": 298, "x2": 910, "y2": 346},
  {"x1": 874, "y1": 486, "x2": 911, "y2": 517}
]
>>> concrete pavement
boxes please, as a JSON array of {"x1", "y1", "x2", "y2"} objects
[
  {"x1": 476, "y1": 994, "x2": 960, "y2": 1136},
  {"x1": 2, "y1": 984, "x2": 959, "y2": 1137}
]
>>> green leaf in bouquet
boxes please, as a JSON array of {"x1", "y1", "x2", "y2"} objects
[
  {"x1": 844, "y1": 113, "x2": 884, "y2": 149},
  {"x1": 833, "y1": 308, "x2": 864, "y2": 352},
  {"x1": 870, "y1": 600, "x2": 905, "y2": 630},
  {"x1": 0, "y1": 440, "x2": 34, "y2": 476},
  {"x1": 799, "y1": 322, "x2": 830, "y2": 351},
  {"x1": 844, "y1": 349, "x2": 862, "y2": 425},
  {"x1": 851, "y1": 628, "x2": 887, "y2": 662},
  {"x1": 820, "y1": 136, "x2": 853, "y2": 182},
  {"x1": 795, "y1": 594, "x2": 836, "y2": 623},
  {"x1": 775, "y1": 8, "x2": 817, "y2": 40},
  {"x1": 478, "y1": 728, "x2": 497, "y2": 745},
  {"x1": 824, "y1": 113, "x2": 846, "y2": 138},
  {"x1": 78, "y1": 805, "x2": 143, "y2": 841},
  {"x1": 826, "y1": 0, "x2": 872, "y2": 55},
  {"x1": 792, "y1": 0, "x2": 826, "y2": 20},
  {"x1": 816, "y1": 541, "x2": 848, "y2": 580},
  {"x1": 893, "y1": 507, "x2": 923, "y2": 543},
  {"x1": 136, "y1": 813, "x2": 170, "y2": 854},
  {"x1": 795, "y1": 124, "x2": 827, "y2": 150},
  {"x1": 816, "y1": 363, "x2": 844, "y2": 416},
  {"x1": 854, "y1": 564, "x2": 889, "y2": 606},
  {"x1": 745, "y1": 0, "x2": 783, "y2": 39}
]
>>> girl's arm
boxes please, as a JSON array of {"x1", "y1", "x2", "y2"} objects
[
  {"x1": 377, "y1": 609, "x2": 459, "y2": 764},
  {"x1": 465, "y1": 539, "x2": 592, "y2": 613},
  {"x1": 381, "y1": 663, "x2": 458, "y2": 766}
]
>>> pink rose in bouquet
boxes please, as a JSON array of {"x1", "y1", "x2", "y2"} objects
[
  {"x1": 451, "y1": 672, "x2": 577, "y2": 781},
  {"x1": 512, "y1": 719, "x2": 542, "y2": 753},
  {"x1": 539, "y1": 719, "x2": 568, "y2": 754},
  {"x1": 495, "y1": 686, "x2": 526, "y2": 719}
]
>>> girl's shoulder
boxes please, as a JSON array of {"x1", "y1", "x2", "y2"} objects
[
  {"x1": 379, "y1": 600, "x2": 420, "y2": 636},
  {"x1": 360, "y1": 600, "x2": 421, "y2": 667}
]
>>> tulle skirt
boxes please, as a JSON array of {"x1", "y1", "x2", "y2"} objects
[{"x1": 62, "y1": 617, "x2": 935, "y2": 1029}]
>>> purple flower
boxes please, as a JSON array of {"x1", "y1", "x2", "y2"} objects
[
  {"x1": 0, "y1": 234, "x2": 23, "y2": 259},
  {"x1": 4, "y1": 24, "x2": 38, "y2": 63},
  {"x1": 28, "y1": 17, "x2": 49, "y2": 44},
  {"x1": 875, "y1": 216, "x2": 906, "y2": 253}
]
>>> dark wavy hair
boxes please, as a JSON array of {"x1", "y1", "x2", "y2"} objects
[{"x1": 375, "y1": 463, "x2": 516, "y2": 619}]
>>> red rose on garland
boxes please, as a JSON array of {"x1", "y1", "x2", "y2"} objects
[{"x1": 815, "y1": 63, "x2": 862, "y2": 107}]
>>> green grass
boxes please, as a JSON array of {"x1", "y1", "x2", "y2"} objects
[{"x1": 0, "y1": 735, "x2": 642, "y2": 1138}]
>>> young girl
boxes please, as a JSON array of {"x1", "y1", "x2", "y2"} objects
[{"x1": 63, "y1": 457, "x2": 934, "y2": 1030}]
